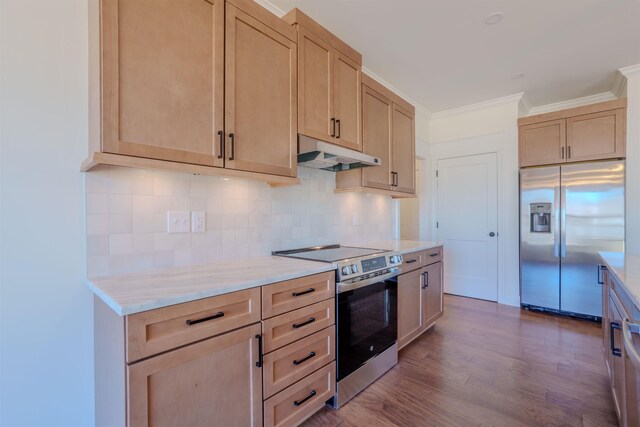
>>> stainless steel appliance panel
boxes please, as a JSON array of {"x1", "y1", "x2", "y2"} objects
[
  {"x1": 520, "y1": 167, "x2": 561, "y2": 310},
  {"x1": 560, "y1": 161, "x2": 625, "y2": 316}
]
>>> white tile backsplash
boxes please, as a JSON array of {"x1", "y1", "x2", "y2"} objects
[{"x1": 86, "y1": 166, "x2": 398, "y2": 277}]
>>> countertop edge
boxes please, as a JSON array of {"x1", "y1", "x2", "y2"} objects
[{"x1": 599, "y1": 251, "x2": 640, "y2": 311}]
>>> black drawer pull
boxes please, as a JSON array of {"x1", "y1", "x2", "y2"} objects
[
  {"x1": 405, "y1": 259, "x2": 417, "y2": 264},
  {"x1": 185, "y1": 311, "x2": 224, "y2": 326},
  {"x1": 228, "y1": 133, "x2": 235, "y2": 160},
  {"x1": 292, "y1": 288, "x2": 315, "y2": 297},
  {"x1": 429, "y1": 253, "x2": 439, "y2": 257},
  {"x1": 422, "y1": 272, "x2": 429, "y2": 289},
  {"x1": 336, "y1": 119, "x2": 341, "y2": 139},
  {"x1": 292, "y1": 317, "x2": 315, "y2": 329},
  {"x1": 217, "y1": 130, "x2": 224, "y2": 159},
  {"x1": 611, "y1": 321, "x2": 622, "y2": 357},
  {"x1": 292, "y1": 351, "x2": 316, "y2": 366},
  {"x1": 293, "y1": 390, "x2": 316, "y2": 407}
]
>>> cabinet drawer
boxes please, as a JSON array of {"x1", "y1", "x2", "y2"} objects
[
  {"x1": 262, "y1": 271, "x2": 335, "y2": 319},
  {"x1": 126, "y1": 288, "x2": 261, "y2": 362},
  {"x1": 402, "y1": 250, "x2": 426, "y2": 272},
  {"x1": 263, "y1": 326, "x2": 335, "y2": 398},
  {"x1": 264, "y1": 362, "x2": 336, "y2": 427},
  {"x1": 423, "y1": 247, "x2": 443, "y2": 265},
  {"x1": 263, "y1": 299, "x2": 335, "y2": 353}
]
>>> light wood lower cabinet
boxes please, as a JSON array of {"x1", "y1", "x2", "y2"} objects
[
  {"x1": 128, "y1": 323, "x2": 263, "y2": 427},
  {"x1": 397, "y1": 248, "x2": 444, "y2": 350}
]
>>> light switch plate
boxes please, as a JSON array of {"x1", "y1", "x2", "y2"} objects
[
  {"x1": 191, "y1": 211, "x2": 206, "y2": 233},
  {"x1": 167, "y1": 211, "x2": 190, "y2": 233}
]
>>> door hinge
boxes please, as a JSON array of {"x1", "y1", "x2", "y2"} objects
[
  {"x1": 436, "y1": 170, "x2": 438, "y2": 178},
  {"x1": 436, "y1": 222, "x2": 439, "y2": 228}
]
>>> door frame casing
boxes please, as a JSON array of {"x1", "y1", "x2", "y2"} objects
[{"x1": 428, "y1": 130, "x2": 520, "y2": 307}]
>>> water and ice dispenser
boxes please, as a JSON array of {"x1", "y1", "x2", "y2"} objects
[{"x1": 530, "y1": 203, "x2": 551, "y2": 233}]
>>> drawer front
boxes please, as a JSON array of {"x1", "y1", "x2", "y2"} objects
[
  {"x1": 402, "y1": 250, "x2": 425, "y2": 272},
  {"x1": 263, "y1": 326, "x2": 335, "y2": 398},
  {"x1": 262, "y1": 271, "x2": 335, "y2": 319},
  {"x1": 264, "y1": 362, "x2": 336, "y2": 427},
  {"x1": 263, "y1": 299, "x2": 335, "y2": 353},
  {"x1": 423, "y1": 246, "x2": 443, "y2": 265},
  {"x1": 126, "y1": 288, "x2": 261, "y2": 362}
]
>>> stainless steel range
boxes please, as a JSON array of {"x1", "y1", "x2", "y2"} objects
[{"x1": 273, "y1": 244, "x2": 403, "y2": 408}]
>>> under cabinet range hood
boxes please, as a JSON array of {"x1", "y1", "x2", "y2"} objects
[{"x1": 297, "y1": 135, "x2": 381, "y2": 172}]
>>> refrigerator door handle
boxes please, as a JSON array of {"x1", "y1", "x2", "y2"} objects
[
  {"x1": 554, "y1": 185, "x2": 560, "y2": 258},
  {"x1": 560, "y1": 185, "x2": 567, "y2": 258}
]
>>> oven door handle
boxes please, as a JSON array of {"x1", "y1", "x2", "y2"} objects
[{"x1": 336, "y1": 268, "x2": 402, "y2": 293}]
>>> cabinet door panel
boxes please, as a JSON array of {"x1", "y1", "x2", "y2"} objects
[
  {"x1": 422, "y1": 262, "x2": 444, "y2": 329},
  {"x1": 225, "y1": 5, "x2": 297, "y2": 177},
  {"x1": 519, "y1": 120, "x2": 566, "y2": 167},
  {"x1": 361, "y1": 85, "x2": 392, "y2": 190},
  {"x1": 127, "y1": 323, "x2": 262, "y2": 427},
  {"x1": 609, "y1": 293, "x2": 627, "y2": 425},
  {"x1": 297, "y1": 27, "x2": 333, "y2": 142},
  {"x1": 333, "y1": 51, "x2": 361, "y2": 151},
  {"x1": 398, "y1": 269, "x2": 423, "y2": 349},
  {"x1": 567, "y1": 109, "x2": 625, "y2": 162},
  {"x1": 102, "y1": 0, "x2": 224, "y2": 166},
  {"x1": 391, "y1": 103, "x2": 415, "y2": 194}
]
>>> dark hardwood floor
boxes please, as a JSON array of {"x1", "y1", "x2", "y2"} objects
[{"x1": 303, "y1": 294, "x2": 617, "y2": 427}]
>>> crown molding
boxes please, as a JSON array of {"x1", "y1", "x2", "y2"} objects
[
  {"x1": 620, "y1": 63, "x2": 640, "y2": 78},
  {"x1": 361, "y1": 67, "x2": 431, "y2": 120},
  {"x1": 612, "y1": 71, "x2": 628, "y2": 98},
  {"x1": 518, "y1": 94, "x2": 532, "y2": 117},
  {"x1": 430, "y1": 93, "x2": 524, "y2": 120},
  {"x1": 254, "y1": 0, "x2": 285, "y2": 17},
  {"x1": 525, "y1": 92, "x2": 617, "y2": 116}
]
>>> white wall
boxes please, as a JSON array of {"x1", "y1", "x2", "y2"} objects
[
  {"x1": 622, "y1": 66, "x2": 640, "y2": 254},
  {"x1": 425, "y1": 99, "x2": 521, "y2": 307},
  {"x1": 0, "y1": 1, "x2": 94, "y2": 426},
  {"x1": 86, "y1": 166, "x2": 397, "y2": 277}
]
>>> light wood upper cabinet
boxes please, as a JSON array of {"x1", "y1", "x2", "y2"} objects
[
  {"x1": 398, "y1": 268, "x2": 423, "y2": 349},
  {"x1": 86, "y1": 0, "x2": 299, "y2": 186},
  {"x1": 518, "y1": 98, "x2": 627, "y2": 168},
  {"x1": 283, "y1": 8, "x2": 362, "y2": 152},
  {"x1": 567, "y1": 109, "x2": 626, "y2": 162},
  {"x1": 519, "y1": 120, "x2": 566, "y2": 167},
  {"x1": 101, "y1": 0, "x2": 225, "y2": 167},
  {"x1": 224, "y1": 3, "x2": 297, "y2": 177},
  {"x1": 391, "y1": 103, "x2": 416, "y2": 194},
  {"x1": 297, "y1": 27, "x2": 333, "y2": 143},
  {"x1": 361, "y1": 85, "x2": 393, "y2": 190},
  {"x1": 128, "y1": 323, "x2": 263, "y2": 427},
  {"x1": 333, "y1": 51, "x2": 362, "y2": 151}
]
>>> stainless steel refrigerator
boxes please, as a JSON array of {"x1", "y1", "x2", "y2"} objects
[{"x1": 520, "y1": 160, "x2": 624, "y2": 319}]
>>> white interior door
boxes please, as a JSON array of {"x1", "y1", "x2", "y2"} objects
[{"x1": 436, "y1": 153, "x2": 498, "y2": 301}]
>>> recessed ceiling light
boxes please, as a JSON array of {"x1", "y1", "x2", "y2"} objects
[
  {"x1": 485, "y1": 12, "x2": 504, "y2": 25},
  {"x1": 511, "y1": 73, "x2": 526, "y2": 80}
]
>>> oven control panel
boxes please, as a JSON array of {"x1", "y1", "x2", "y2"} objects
[{"x1": 336, "y1": 251, "x2": 403, "y2": 283}]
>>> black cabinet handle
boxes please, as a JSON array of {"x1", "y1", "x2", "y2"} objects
[
  {"x1": 185, "y1": 311, "x2": 224, "y2": 326},
  {"x1": 255, "y1": 334, "x2": 263, "y2": 368},
  {"x1": 228, "y1": 133, "x2": 235, "y2": 160},
  {"x1": 292, "y1": 317, "x2": 315, "y2": 329},
  {"x1": 597, "y1": 265, "x2": 606, "y2": 285},
  {"x1": 292, "y1": 288, "x2": 315, "y2": 297},
  {"x1": 293, "y1": 390, "x2": 316, "y2": 407},
  {"x1": 611, "y1": 321, "x2": 622, "y2": 357},
  {"x1": 217, "y1": 130, "x2": 224, "y2": 159},
  {"x1": 422, "y1": 272, "x2": 429, "y2": 289},
  {"x1": 561, "y1": 146, "x2": 565, "y2": 159},
  {"x1": 429, "y1": 253, "x2": 439, "y2": 257},
  {"x1": 292, "y1": 351, "x2": 316, "y2": 366},
  {"x1": 330, "y1": 118, "x2": 336, "y2": 137},
  {"x1": 405, "y1": 259, "x2": 417, "y2": 264},
  {"x1": 568, "y1": 146, "x2": 572, "y2": 159},
  {"x1": 336, "y1": 119, "x2": 341, "y2": 139}
]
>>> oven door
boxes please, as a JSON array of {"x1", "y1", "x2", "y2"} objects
[{"x1": 336, "y1": 273, "x2": 398, "y2": 381}]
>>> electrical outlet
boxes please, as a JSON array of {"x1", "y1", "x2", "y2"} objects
[
  {"x1": 167, "y1": 211, "x2": 190, "y2": 233},
  {"x1": 191, "y1": 211, "x2": 206, "y2": 232}
]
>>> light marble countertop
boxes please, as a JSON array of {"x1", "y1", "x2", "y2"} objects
[
  {"x1": 361, "y1": 240, "x2": 442, "y2": 255},
  {"x1": 87, "y1": 257, "x2": 335, "y2": 316},
  {"x1": 87, "y1": 239, "x2": 443, "y2": 316},
  {"x1": 599, "y1": 251, "x2": 640, "y2": 310}
]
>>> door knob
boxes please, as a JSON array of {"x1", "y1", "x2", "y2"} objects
[{"x1": 489, "y1": 232, "x2": 496, "y2": 237}]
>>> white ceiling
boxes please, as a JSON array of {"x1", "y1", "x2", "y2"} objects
[{"x1": 267, "y1": 0, "x2": 640, "y2": 113}]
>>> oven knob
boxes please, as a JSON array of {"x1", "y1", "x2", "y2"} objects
[
  {"x1": 342, "y1": 266, "x2": 351, "y2": 275},
  {"x1": 351, "y1": 264, "x2": 358, "y2": 274},
  {"x1": 390, "y1": 255, "x2": 398, "y2": 263}
]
